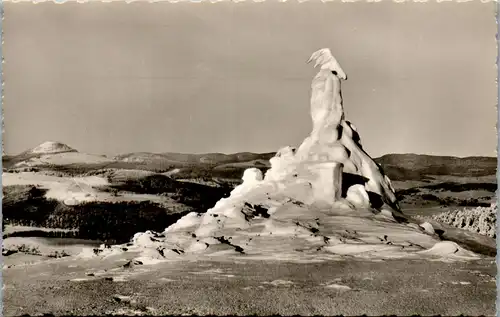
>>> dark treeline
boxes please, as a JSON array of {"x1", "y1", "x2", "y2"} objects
[
  {"x1": 3, "y1": 185, "x2": 193, "y2": 244},
  {"x1": 419, "y1": 182, "x2": 497, "y2": 193},
  {"x1": 5, "y1": 230, "x2": 80, "y2": 239},
  {"x1": 396, "y1": 190, "x2": 492, "y2": 208},
  {"x1": 395, "y1": 181, "x2": 496, "y2": 207},
  {"x1": 3, "y1": 175, "x2": 234, "y2": 243},
  {"x1": 111, "y1": 174, "x2": 233, "y2": 212}
]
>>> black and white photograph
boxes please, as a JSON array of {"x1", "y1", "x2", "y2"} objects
[{"x1": 1, "y1": 1, "x2": 498, "y2": 315}]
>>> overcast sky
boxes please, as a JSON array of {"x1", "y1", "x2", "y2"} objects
[{"x1": 3, "y1": 1, "x2": 497, "y2": 157}]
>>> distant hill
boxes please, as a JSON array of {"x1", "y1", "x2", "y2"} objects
[
  {"x1": 374, "y1": 154, "x2": 497, "y2": 181},
  {"x1": 24, "y1": 141, "x2": 77, "y2": 155},
  {"x1": 3, "y1": 142, "x2": 113, "y2": 170},
  {"x1": 4, "y1": 143, "x2": 496, "y2": 182},
  {"x1": 114, "y1": 152, "x2": 276, "y2": 165}
]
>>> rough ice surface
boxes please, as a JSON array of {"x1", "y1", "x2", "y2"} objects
[
  {"x1": 345, "y1": 184, "x2": 371, "y2": 208},
  {"x1": 95, "y1": 48, "x2": 485, "y2": 263},
  {"x1": 432, "y1": 203, "x2": 497, "y2": 238},
  {"x1": 419, "y1": 222, "x2": 435, "y2": 235}
]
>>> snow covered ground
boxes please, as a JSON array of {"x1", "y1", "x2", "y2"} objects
[
  {"x1": 3, "y1": 254, "x2": 495, "y2": 316},
  {"x1": 13, "y1": 152, "x2": 113, "y2": 168},
  {"x1": 3, "y1": 172, "x2": 111, "y2": 205},
  {"x1": 2, "y1": 171, "x2": 185, "y2": 207}
]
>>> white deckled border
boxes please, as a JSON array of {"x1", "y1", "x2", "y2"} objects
[{"x1": 1, "y1": 0, "x2": 497, "y2": 3}]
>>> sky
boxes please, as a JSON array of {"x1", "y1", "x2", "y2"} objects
[{"x1": 3, "y1": 1, "x2": 497, "y2": 158}]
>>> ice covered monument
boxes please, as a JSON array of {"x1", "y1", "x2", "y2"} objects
[
  {"x1": 266, "y1": 48, "x2": 399, "y2": 213},
  {"x1": 94, "y1": 48, "x2": 480, "y2": 262}
]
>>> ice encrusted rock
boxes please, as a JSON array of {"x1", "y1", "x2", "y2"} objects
[
  {"x1": 264, "y1": 48, "x2": 399, "y2": 212},
  {"x1": 346, "y1": 184, "x2": 371, "y2": 208},
  {"x1": 161, "y1": 48, "x2": 403, "y2": 245},
  {"x1": 419, "y1": 222, "x2": 435, "y2": 235},
  {"x1": 160, "y1": 48, "x2": 401, "y2": 239}
]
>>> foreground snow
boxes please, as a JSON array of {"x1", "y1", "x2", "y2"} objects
[
  {"x1": 3, "y1": 255, "x2": 495, "y2": 316},
  {"x1": 94, "y1": 209, "x2": 481, "y2": 264}
]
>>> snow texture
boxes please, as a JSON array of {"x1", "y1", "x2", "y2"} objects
[{"x1": 432, "y1": 204, "x2": 497, "y2": 238}]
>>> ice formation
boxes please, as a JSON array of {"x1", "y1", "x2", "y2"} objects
[
  {"x1": 94, "y1": 48, "x2": 481, "y2": 262},
  {"x1": 266, "y1": 48, "x2": 399, "y2": 213},
  {"x1": 432, "y1": 203, "x2": 497, "y2": 238}
]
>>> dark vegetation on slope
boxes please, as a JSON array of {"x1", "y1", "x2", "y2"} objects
[
  {"x1": 110, "y1": 152, "x2": 495, "y2": 181},
  {"x1": 395, "y1": 181, "x2": 497, "y2": 208},
  {"x1": 3, "y1": 160, "x2": 267, "y2": 183},
  {"x1": 419, "y1": 182, "x2": 497, "y2": 192},
  {"x1": 109, "y1": 174, "x2": 233, "y2": 212},
  {"x1": 4, "y1": 151, "x2": 496, "y2": 182},
  {"x1": 114, "y1": 151, "x2": 276, "y2": 165},
  {"x1": 374, "y1": 154, "x2": 497, "y2": 180},
  {"x1": 396, "y1": 182, "x2": 497, "y2": 196},
  {"x1": 34, "y1": 162, "x2": 184, "y2": 176},
  {"x1": 166, "y1": 165, "x2": 263, "y2": 181},
  {"x1": 2, "y1": 185, "x2": 211, "y2": 244}
]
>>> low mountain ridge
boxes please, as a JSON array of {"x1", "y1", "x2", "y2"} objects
[
  {"x1": 374, "y1": 154, "x2": 497, "y2": 180},
  {"x1": 114, "y1": 151, "x2": 276, "y2": 165},
  {"x1": 4, "y1": 142, "x2": 113, "y2": 170},
  {"x1": 5, "y1": 142, "x2": 496, "y2": 181}
]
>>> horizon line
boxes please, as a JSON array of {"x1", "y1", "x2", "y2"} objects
[{"x1": 3, "y1": 146, "x2": 497, "y2": 160}]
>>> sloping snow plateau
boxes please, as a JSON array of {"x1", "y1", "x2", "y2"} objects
[
  {"x1": 2, "y1": 172, "x2": 178, "y2": 207},
  {"x1": 14, "y1": 152, "x2": 113, "y2": 168}
]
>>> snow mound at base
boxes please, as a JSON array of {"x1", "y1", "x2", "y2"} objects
[
  {"x1": 432, "y1": 204, "x2": 497, "y2": 238},
  {"x1": 93, "y1": 169, "x2": 481, "y2": 263},
  {"x1": 417, "y1": 241, "x2": 480, "y2": 260},
  {"x1": 86, "y1": 174, "x2": 484, "y2": 263}
]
